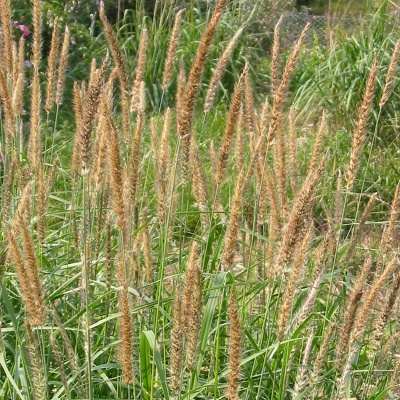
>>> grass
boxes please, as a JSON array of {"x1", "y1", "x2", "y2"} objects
[{"x1": 0, "y1": 0, "x2": 400, "y2": 399}]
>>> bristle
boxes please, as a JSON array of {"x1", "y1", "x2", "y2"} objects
[
  {"x1": 215, "y1": 79, "x2": 243, "y2": 186},
  {"x1": 204, "y1": 27, "x2": 243, "y2": 112},
  {"x1": 80, "y1": 55, "x2": 109, "y2": 170},
  {"x1": 222, "y1": 169, "x2": 245, "y2": 270},
  {"x1": 119, "y1": 283, "x2": 133, "y2": 385},
  {"x1": 272, "y1": 153, "x2": 327, "y2": 274},
  {"x1": 352, "y1": 257, "x2": 398, "y2": 343},
  {"x1": 130, "y1": 28, "x2": 148, "y2": 112},
  {"x1": 277, "y1": 224, "x2": 312, "y2": 340},
  {"x1": 177, "y1": 0, "x2": 228, "y2": 139},
  {"x1": 32, "y1": 0, "x2": 42, "y2": 70},
  {"x1": 380, "y1": 39, "x2": 400, "y2": 108},
  {"x1": 18, "y1": 217, "x2": 46, "y2": 325},
  {"x1": 170, "y1": 292, "x2": 183, "y2": 394},
  {"x1": 45, "y1": 17, "x2": 60, "y2": 111},
  {"x1": 25, "y1": 319, "x2": 47, "y2": 400},
  {"x1": 162, "y1": 9, "x2": 185, "y2": 90},
  {"x1": 226, "y1": 289, "x2": 241, "y2": 400},
  {"x1": 335, "y1": 255, "x2": 371, "y2": 371},
  {"x1": 345, "y1": 57, "x2": 378, "y2": 191},
  {"x1": 157, "y1": 108, "x2": 171, "y2": 225},
  {"x1": 372, "y1": 270, "x2": 400, "y2": 350},
  {"x1": 0, "y1": 0, "x2": 13, "y2": 76},
  {"x1": 344, "y1": 192, "x2": 377, "y2": 262},
  {"x1": 266, "y1": 23, "x2": 310, "y2": 146},
  {"x1": 270, "y1": 16, "x2": 283, "y2": 98},
  {"x1": 129, "y1": 81, "x2": 145, "y2": 208},
  {"x1": 288, "y1": 108, "x2": 299, "y2": 194},
  {"x1": 308, "y1": 111, "x2": 327, "y2": 176},
  {"x1": 0, "y1": 67, "x2": 17, "y2": 142}
]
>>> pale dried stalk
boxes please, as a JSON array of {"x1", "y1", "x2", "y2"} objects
[
  {"x1": 292, "y1": 331, "x2": 314, "y2": 398},
  {"x1": 45, "y1": 17, "x2": 60, "y2": 111},
  {"x1": 99, "y1": 2, "x2": 130, "y2": 140},
  {"x1": 19, "y1": 218, "x2": 46, "y2": 325},
  {"x1": 204, "y1": 26, "x2": 243, "y2": 112},
  {"x1": 7, "y1": 232, "x2": 38, "y2": 323},
  {"x1": 222, "y1": 169, "x2": 245, "y2": 270},
  {"x1": 235, "y1": 104, "x2": 245, "y2": 175},
  {"x1": 184, "y1": 242, "x2": 202, "y2": 370},
  {"x1": 0, "y1": 68, "x2": 16, "y2": 147},
  {"x1": 162, "y1": 9, "x2": 185, "y2": 89},
  {"x1": 129, "y1": 81, "x2": 145, "y2": 207},
  {"x1": 80, "y1": 55, "x2": 109, "y2": 170},
  {"x1": 71, "y1": 82, "x2": 83, "y2": 179},
  {"x1": 32, "y1": 0, "x2": 42, "y2": 69},
  {"x1": 150, "y1": 118, "x2": 159, "y2": 173},
  {"x1": 119, "y1": 283, "x2": 133, "y2": 385},
  {"x1": 27, "y1": 70, "x2": 41, "y2": 169},
  {"x1": 335, "y1": 255, "x2": 372, "y2": 371},
  {"x1": 376, "y1": 180, "x2": 400, "y2": 274},
  {"x1": 130, "y1": 28, "x2": 148, "y2": 112},
  {"x1": 25, "y1": 320, "x2": 47, "y2": 400},
  {"x1": 344, "y1": 193, "x2": 377, "y2": 262},
  {"x1": 380, "y1": 39, "x2": 400, "y2": 108},
  {"x1": 215, "y1": 80, "x2": 243, "y2": 186},
  {"x1": 36, "y1": 164, "x2": 46, "y2": 242},
  {"x1": 176, "y1": 57, "x2": 186, "y2": 112},
  {"x1": 182, "y1": 241, "x2": 199, "y2": 329},
  {"x1": 273, "y1": 119, "x2": 287, "y2": 218},
  {"x1": 140, "y1": 208, "x2": 153, "y2": 283},
  {"x1": 12, "y1": 37, "x2": 25, "y2": 115},
  {"x1": 170, "y1": 292, "x2": 183, "y2": 394},
  {"x1": 308, "y1": 111, "x2": 327, "y2": 175},
  {"x1": 226, "y1": 290, "x2": 241, "y2": 400},
  {"x1": 310, "y1": 322, "x2": 336, "y2": 387},
  {"x1": 288, "y1": 108, "x2": 299, "y2": 193},
  {"x1": 106, "y1": 108, "x2": 127, "y2": 239},
  {"x1": 0, "y1": 0, "x2": 13, "y2": 75},
  {"x1": 157, "y1": 109, "x2": 171, "y2": 224},
  {"x1": 273, "y1": 153, "x2": 327, "y2": 274},
  {"x1": 243, "y1": 63, "x2": 256, "y2": 144},
  {"x1": 372, "y1": 270, "x2": 400, "y2": 350},
  {"x1": 177, "y1": 0, "x2": 228, "y2": 139},
  {"x1": 345, "y1": 57, "x2": 378, "y2": 191},
  {"x1": 1, "y1": 159, "x2": 15, "y2": 231},
  {"x1": 49, "y1": 333, "x2": 70, "y2": 396},
  {"x1": 277, "y1": 224, "x2": 312, "y2": 340},
  {"x1": 190, "y1": 139, "x2": 210, "y2": 232},
  {"x1": 50, "y1": 306, "x2": 79, "y2": 374},
  {"x1": 266, "y1": 23, "x2": 310, "y2": 145},
  {"x1": 270, "y1": 16, "x2": 283, "y2": 98},
  {"x1": 12, "y1": 73, "x2": 24, "y2": 115},
  {"x1": 99, "y1": 2, "x2": 129, "y2": 94},
  {"x1": 352, "y1": 257, "x2": 398, "y2": 343}
]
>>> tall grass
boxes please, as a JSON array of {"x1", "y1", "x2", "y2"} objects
[{"x1": 0, "y1": 0, "x2": 400, "y2": 399}]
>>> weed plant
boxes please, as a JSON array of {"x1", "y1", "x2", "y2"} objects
[{"x1": 0, "y1": 0, "x2": 400, "y2": 399}]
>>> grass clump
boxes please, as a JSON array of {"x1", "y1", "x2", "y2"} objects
[{"x1": 0, "y1": 0, "x2": 400, "y2": 399}]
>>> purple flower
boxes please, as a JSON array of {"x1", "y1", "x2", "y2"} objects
[
  {"x1": 18, "y1": 24, "x2": 30, "y2": 37},
  {"x1": 13, "y1": 20, "x2": 30, "y2": 37}
]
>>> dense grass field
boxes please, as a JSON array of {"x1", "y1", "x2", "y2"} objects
[{"x1": 1, "y1": 0, "x2": 400, "y2": 399}]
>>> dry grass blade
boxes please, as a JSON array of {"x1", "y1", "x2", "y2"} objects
[
  {"x1": 204, "y1": 26, "x2": 244, "y2": 112},
  {"x1": 345, "y1": 57, "x2": 378, "y2": 191},
  {"x1": 55, "y1": 24, "x2": 70, "y2": 106},
  {"x1": 380, "y1": 39, "x2": 400, "y2": 108},
  {"x1": 0, "y1": 0, "x2": 13, "y2": 75},
  {"x1": 162, "y1": 9, "x2": 185, "y2": 90},
  {"x1": 226, "y1": 289, "x2": 241, "y2": 400},
  {"x1": 177, "y1": 0, "x2": 228, "y2": 139}
]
